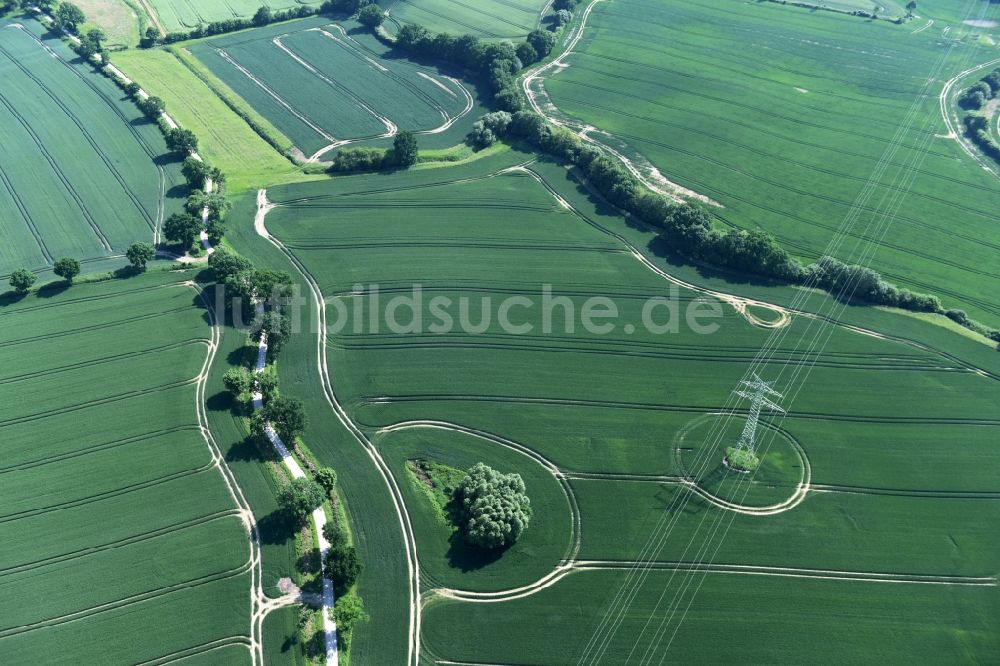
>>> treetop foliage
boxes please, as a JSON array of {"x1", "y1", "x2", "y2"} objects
[{"x1": 454, "y1": 463, "x2": 531, "y2": 550}]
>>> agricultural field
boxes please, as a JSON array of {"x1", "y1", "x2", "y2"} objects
[
  {"x1": 74, "y1": 0, "x2": 144, "y2": 47},
  {"x1": 145, "y1": 0, "x2": 323, "y2": 33},
  {"x1": 0, "y1": 19, "x2": 186, "y2": 280},
  {"x1": 382, "y1": 0, "x2": 551, "y2": 39},
  {"x1": 0, "y1": 271, "x2": 253, "y2": 663},
  {"x1": 190, "y1": 17, "x2": 475, "y2": 158},
  {"x1": 239, "y1": 148, "x2": 1000, "y2": 663},
  {"x1": 536, "y1": 0, "x2": 1000, "y2": 326},
  {"x1": 112, "y1": 46, "x2": 308, "y2": 191}
]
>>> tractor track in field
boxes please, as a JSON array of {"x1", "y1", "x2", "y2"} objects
[
  {"x1": 0, "y1": 87, "x2": 112, "y2": 251},
  {"x1": 521, "y1": 0, "x2": 718, "y2": 206},
  {"x1": 0, "y1": 425, "x2": 201, "y2": 474},
  {"x1": 334, "y1": 338, "x2": 960, "y2": 372},
  {"x1": 303, "y1": 25, "x2": 475, "y2": 163},
  {"x1": 0, "y1": 562, "x2": 254, "y2": 639},
  {"x1": 0, "y1": 339, "x2": 209, "y2": 385},
  {"x1": 138, "y1": 637, "x2": 253, "y2": 666},
  {"x1": 361, "y1": 394, "x2": 1000, "y2": 426},
  {"x1": 0, "y1": 162, "x2": 52, "y2": 263},
  {"x1": 528, "y1": 163, "x2": 1000, "y2": 375},
  {"x1": 0, "y1": 511, "x2": 241, "y2": 578},
  {"x1": 12, "y1": 24, "x2": 172, "y2": 239},
  {"x1": 0, "y1": 466, "x2": 219, "y2": 526},
  {"x1": 214, "y1": 46, "x2": 337, "y2": 143},
  {"x1": 0, "y1": 41, "x2": 158, "y2": 233},
  {"x1": 0, "y1": 306, "x2": 193, "y2": 349}
]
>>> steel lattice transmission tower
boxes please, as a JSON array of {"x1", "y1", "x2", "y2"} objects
[{"x1": 732, "y1": 374, "x2": 785, "y2": 457}]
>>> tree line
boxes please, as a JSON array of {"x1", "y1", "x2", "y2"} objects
[
  {"x1": 384, "y1": 0, "x2": 580, "y2": 111},
  {"x1": 211, "y1": 248, "x2": 369, "y2": 649},
  {"x1": 462, "y1": 111, "x2": 1000, "y2": 335}
]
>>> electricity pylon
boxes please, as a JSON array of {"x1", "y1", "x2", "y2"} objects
[{"x1": 732, "y1": 374, "x2": 785, "y2": 458}]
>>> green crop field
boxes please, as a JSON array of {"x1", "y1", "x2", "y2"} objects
[
  {"x1": 383, "y1": 0, "x2": 551, "y2": 39},
  {"x1": 0, "y1": 271, "x2": 253, "y2": 663},
  {"x1": 190, "y1": 18, "x2": 475, "y2": 157},
  {"x1": 146, "y1": 0, "x2": 323, "y2": 33},
  {"x1": 228, "y1": 147, "x2": 1000, "y2": 663},
  {"x1": 0, "y1": 20, "x2": 186, "y2": 280},
  {"x1": 538, "y1": 0, "x2": 1000, "y2": 326},
  {"x1": 6, "y1": 0, "x2": 1000, "y2": 661}
]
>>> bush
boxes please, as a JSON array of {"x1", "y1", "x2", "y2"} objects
[
  {"x1": 165, "y1": 127, "x2": 198, "y2": 154},
  {"x1": 209, "y1": 247, "x2": 253, "y2": 281},
  {"x1": 316, "y1": 468, "x2": 338, "y2": 494},
  {"x1": 329, "y1": 147, "x2": 387, "y2": 173},
  {"x1": 526, "y1": 29, "x2": 557, "y2": 59},
  {"x1": 323, "y1": 521, "x2": 349, "y2": 550},
  {"x1": 725, "y1": 446, "x2": 760, "y2": 472},
  {"x1": 136, "y1": 95, "x2": 165, "y2": 118},
  {"x1": 454, "y1": 463, "x2": 531, "y2": 549}
]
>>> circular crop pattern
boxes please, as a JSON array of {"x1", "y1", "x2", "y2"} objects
[{"x1": 674, "y1": 413, "x2": 808, "y2": 511}]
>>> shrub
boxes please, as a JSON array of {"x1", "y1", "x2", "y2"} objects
[
  {"x1": 454, "y1": 463, "x2": 531, "y2": 549},
  {"x1": 209, "y1": 247, "x2": 253, "y2": 281},
  {"x1": 329, "y1": 147, "x2": 387, "y2": 173},
  {"x1": 725, "y1": 446, "x2": 760, "y2": 472},
  {"x1": 316, "y1": 468, "x2": 338, "y2": 494},
  {"x1": 165, "y1": 127, "x2": 198, "y2": 154},
  {"x1": 323, "y1": 521, "x2": 349, "y2": 551}
]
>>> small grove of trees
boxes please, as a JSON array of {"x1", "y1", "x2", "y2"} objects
[
  {"x1": 963, "y1": 114, "x2": 1000, "y2": 163},
  {"x1": 454, "y1": 463, "x2": 532, "y2": 550},
  {"x1": 126, "y1": 242, "x2": 155, "y2": 271},
  {"x1": 8, "y1": 268, "x2": 36, "y2": 295},
  {"x1": 53, "y1": 257, "x2": 81, "y2": 283},
  {"x1": 277, "y1": 477, "x2": 326, "y2": 524},
  {"x1": 329, "y1": 131, "x2": 420, "y2": 173},
  {"x1": 959, "y1": 67, "x2": 1000, "y2": 110}
]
